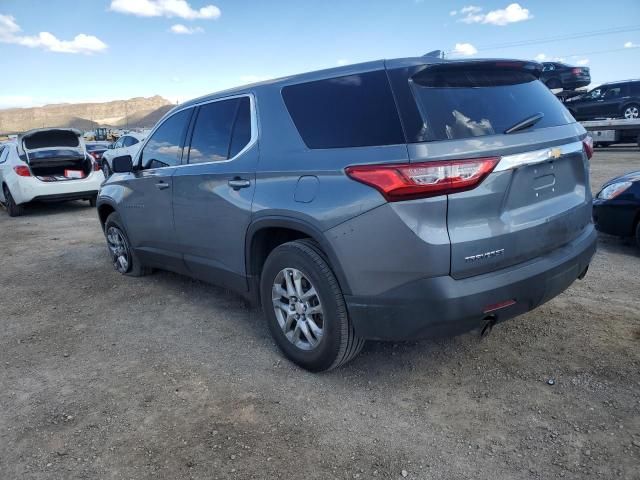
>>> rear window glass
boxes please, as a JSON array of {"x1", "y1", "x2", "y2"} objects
[
  {"x1": 282, "y1": 71, "x2": 405, "y2": 149},
  {"x1": 86, "y1": 144, "x2": 106, "y2": 151},
  {"x1": 406, "y1": 68, "x2": 573, "y2": 142}
]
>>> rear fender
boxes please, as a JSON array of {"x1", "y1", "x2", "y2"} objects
[{"x1": 245, "y1": 216, "x2": 352, "y2": 296}]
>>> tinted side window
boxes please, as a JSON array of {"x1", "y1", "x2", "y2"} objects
[
  {"x1": 123, "y1": 136, "x2": 138, "y2": 147},
  {"x1": 603, "y1": 87, "x2": 622, "y2": 98},
  {"x1": 229, "y1": 97, "x2": 251, "y2": 158},
  {"x1": 630, "y1": 82, "x2": 640, "y2": 96},
  {"x1": 140, "y1": 109, "x2": 192, "y2": 169},
  {"x1": 0, "y1": 146, "x2": 6, "y2": 163},
  {"x1": 282, "y1": 71, "x2": 405, "y2": 149},
  {"x1": 188, "y1": 98, "x2": 239, "y2": 164}
]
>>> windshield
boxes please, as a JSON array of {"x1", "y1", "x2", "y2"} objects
[{"x1": 408, "y1": 68, "x2": 574, "y2": 142}]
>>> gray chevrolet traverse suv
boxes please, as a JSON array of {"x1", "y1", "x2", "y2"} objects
[{"x1": 97, "y1": 57, "x2": 597, "y2": 371}]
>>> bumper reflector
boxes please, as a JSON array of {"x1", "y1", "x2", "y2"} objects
[{"x1": 483, "y1": 299, "x2": 516, "y2": 314}]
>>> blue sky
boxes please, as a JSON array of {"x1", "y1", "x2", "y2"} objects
[{"x1": 0, "y1": 0, "x2": 639, "y2": 109}]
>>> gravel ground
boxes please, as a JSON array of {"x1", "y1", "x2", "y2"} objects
[{"x1": 1, "y1": 146, "x2": 639, "y2": 480}]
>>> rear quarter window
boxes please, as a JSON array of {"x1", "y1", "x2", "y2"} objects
[
  {"x1": 630, "y1": 82, "x2": 640, "y2": 96},
  {"x1": 282, "y1": 70, "x2": 405, "y2": 149}
]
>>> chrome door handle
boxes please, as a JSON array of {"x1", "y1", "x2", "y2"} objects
[
  {"x1": 155, "y1": 182, "x2": 170, "y2": 190},
  {"x1": 228, "y1": 178, "x2": 251, "y2": 190}
]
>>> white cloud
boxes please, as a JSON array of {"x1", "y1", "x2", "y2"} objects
[
  {"x1": 0, "y1": 14, "x2": 107, "y2": 54},
  {"x1": 576, "y1": 58, "x2": 589, "y2": 66},
  {"x1": 534, "y1": 53, "x2": 547, "y2": 61},
  {"x1": 624, "y1": 41, "x2": 639, "y2": 48},
  {"x1": 459, "y1": 3, "x2": 532, "y2": 26},
  {"x1": 460, "y1": 5, "x2": 482, "y2": 14},
  {"x1": 452, "y1": 42, "x2": 478, "y2": 56},
  {"x1": 170, "y1": 23, "x2": 203, "y2": 34},
  {"x1": 449, "y1": 10, "x2": 457, "y2": 16},
  {"x1": 110, "y1": 0, "x2": 221, "y2": 20},
  {"x1": 336, "y1": 59, "x2": 350, "y2": 66}
]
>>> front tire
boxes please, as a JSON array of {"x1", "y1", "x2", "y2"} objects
[
  {"x1": 635, "y1": 220, "x2": 640, "y2": 249},
  {"x1": 104, "y1": 212, "x2": 150, "y2": 277},
  {"x1": 260, "y1": 239, "x2": 364, "y2": 372},
  {"x1": 3, "y1": 185, "x2": 24, "y2": 217},
  {"x1": 102, "y1": 161, "x2": 112, "y2": 179}
]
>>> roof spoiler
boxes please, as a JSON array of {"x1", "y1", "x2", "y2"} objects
[{"x1": 413, "y1": 59, "x2": 543, "y2": 79}]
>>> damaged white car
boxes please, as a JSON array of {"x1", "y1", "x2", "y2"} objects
[{"x1": 0, "y1": 128, "x2": 104, "y2": 217}]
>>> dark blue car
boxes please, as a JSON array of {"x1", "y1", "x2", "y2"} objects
[{"x1": 593, "y1": 171, "x2": 640, "y2": 247}]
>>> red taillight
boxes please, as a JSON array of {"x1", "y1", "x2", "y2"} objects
[
  {"x1": 582, "y1": 136, "x2": 594, "y2": 160},
  {"x1": 93, "y1": 159, "x2": 101, "y2": 171},
  {"x1": 13, "y1": 165, "x2": 31, "y2": 177},
  {"x1": 345, "y1": 157, "x2": 499, "y2": 201}
]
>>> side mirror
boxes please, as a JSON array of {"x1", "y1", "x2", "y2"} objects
[{"x1": 112, "y1": 155, "x2": 133, "y2": 173}]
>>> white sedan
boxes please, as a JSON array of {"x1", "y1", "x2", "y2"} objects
[
  {"x1": 100, "y1": 132, "x2": 146, "y2": 178},
  {"x1": 0, "y1": 128, "x2": 104, "y2": 217}
]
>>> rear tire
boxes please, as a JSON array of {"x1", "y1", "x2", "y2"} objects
[
  {"x1": 104, "y1": 212, "x2": 151, "y2": 277},
  {"x1": 635, "y1": 220, "x2": 640, "y2": 250},
  {"x1": 3, "y1": 185, "x2": 24, "y2": 217},
  {"x1": 622, "y1": 103, "x2": 640, "y2": 119},
  {"x1": 260, "y1": 239, "x2": 364, "y2": 372}
]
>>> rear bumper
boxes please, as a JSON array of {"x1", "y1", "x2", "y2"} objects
[
  {"x1": 10, "y1": 172, "x2": 104, "y2": 205},
  {"x1": 31, "y1": 191, "x2": 99, "y2": 203},
  {"x1": 345, "y1": 225, "x2": 597, "y2": 341}
]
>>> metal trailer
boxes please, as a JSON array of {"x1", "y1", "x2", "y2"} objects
[{"x1": 581, "y1": 119, "x2": 640, "y2": 149}]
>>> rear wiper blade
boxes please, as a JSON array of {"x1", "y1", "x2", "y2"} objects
[{"x1": 504, "y1": 112, "x2": 544, "y2": 134}]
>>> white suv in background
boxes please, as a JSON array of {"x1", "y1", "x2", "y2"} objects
[
  {"x1": 0, "y1": 128, "x2": 104, "y2": 217},
  {"x1": 100, "y1": 132, "x2": 146, "y2": 178}
]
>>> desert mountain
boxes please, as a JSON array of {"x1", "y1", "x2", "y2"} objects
[{"x1": 0, "y1": 95, "x2": 173, "y2": 134}]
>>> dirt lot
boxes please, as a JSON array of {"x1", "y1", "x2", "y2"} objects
[{"x1": 1, "y1": 147, "x2": 639, "y2": 480}]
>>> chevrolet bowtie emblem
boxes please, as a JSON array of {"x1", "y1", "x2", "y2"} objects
[{"x1": 549, "y1": 148, "x2": 562, "y2": 159}]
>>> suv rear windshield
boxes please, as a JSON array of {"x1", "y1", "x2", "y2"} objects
[
  {"x1": 282, "y1": 70, "x2": 405, "y2": 149},
  {"x1": 393, "y1": 65, "x2": 574, "y2": 142}
]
